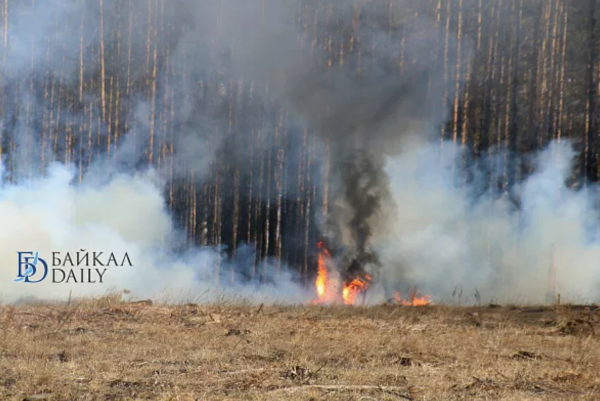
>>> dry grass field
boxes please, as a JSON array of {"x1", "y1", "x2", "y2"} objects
[{"x1": 1, "y1": 294, "x2": 599, "y2": 401}]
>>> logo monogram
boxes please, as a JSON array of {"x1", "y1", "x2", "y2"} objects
[{"x1": 14, "y1": 252, "x2": 49, "y2": 283}]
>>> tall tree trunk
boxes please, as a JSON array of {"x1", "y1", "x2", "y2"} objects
[
  {"x1": 585, "y1": 0, "x2": 597, "y2": 184},
  {"x1": 507, "y1": 0, "x2": 522, "y2": 192}
]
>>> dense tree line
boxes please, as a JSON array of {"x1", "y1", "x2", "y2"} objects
[{"x1": 0, "y1": 0, "x2": 598, "y2": 284}]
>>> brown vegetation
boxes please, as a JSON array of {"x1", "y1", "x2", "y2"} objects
[{"x1": 1, "y1": 295, "x2": 599, "y2": 400}]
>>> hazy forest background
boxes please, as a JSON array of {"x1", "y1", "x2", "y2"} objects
[{"x1": 0, "y1": 0, "x2": 596, "y2": 285}]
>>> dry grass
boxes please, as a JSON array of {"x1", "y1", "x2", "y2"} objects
[{"x1": 1, "y1": 295, "x2": 599, "y2": 400}]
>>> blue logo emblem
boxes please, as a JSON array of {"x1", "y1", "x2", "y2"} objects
[{"x1": 14, "y1": 252, "x2": 49, "y2": 283}]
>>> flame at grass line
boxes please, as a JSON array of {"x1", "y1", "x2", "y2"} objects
[
  {"x1": 342, "y1": 275, "x2": 372, "y2": 305},
  {"x1": 393, "y1": 291, "x2": 434, "y2": 306},
  {"x1": 313, "y1": 241, "x2": 373, "y2": 305},
  {"x1": 315, "y1": 241, "x2": 330, "y2": 302},
  {"x1": 313, "y1": 241, "x2": 431, "y2": 306}
]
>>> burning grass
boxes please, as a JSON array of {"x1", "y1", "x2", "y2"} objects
[
  {"x1": 1, "y1": 296, "x2": 599, "y2": 400},
  {"x1": 313, "y1": 241, "x2": 407, "y2": 306}
]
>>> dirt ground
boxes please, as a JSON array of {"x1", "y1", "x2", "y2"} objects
[{"x1": 1, "y1": 295, "x2": 599, "y2": 401}]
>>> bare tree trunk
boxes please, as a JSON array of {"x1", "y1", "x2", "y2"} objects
[
  {"x1": 507, "y1": 0, "x2": 521, "y2": 191},
  {"x1": 585, "y1": 0, "x2": 597, "y2": 184}
]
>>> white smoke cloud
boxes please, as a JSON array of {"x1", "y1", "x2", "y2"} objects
[
  {"x1": 5, "y1": 136, "x2": 596, "y2": 306},
  {"x1": 0, "y1": 162, "x2": 309, "y2": 304},
  {"x1": 375, "y1": 139, "x2": 600, "y2": 304}
]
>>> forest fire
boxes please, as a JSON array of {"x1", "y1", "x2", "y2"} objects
[
  {"x1": 313, "y1": 241, "x2": 429, "y2": 306},
  {"x1": 313, "y1": 241, "x2": 372, "y2": 305},
  {"x1": 342, "y1": 275, "x2": 372, "y2": 305},
  {"x1": 393, "y1": 291, "x2": 434, "y2": 306},
  {"x1": 315, "y1": 241, "x2": 330, "y2": 303}
]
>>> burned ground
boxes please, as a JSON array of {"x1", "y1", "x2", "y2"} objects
[{"x1": 1, "y1": 296, "x2": 599, "y2": 400}]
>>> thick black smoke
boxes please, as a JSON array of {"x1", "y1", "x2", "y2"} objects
[
  {"x1": 334, "y1": 152, "x2": 388, "y2": 282},
  {"x1": 275, "y1": 5, "x2": 463, "y2": 283},
  {"x1": 151, "y1": 0, "x2": 465, "y2": 283}
]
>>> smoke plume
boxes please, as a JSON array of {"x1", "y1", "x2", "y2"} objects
[
  {"x1": 0, "y1": 162, "x2": 307, "y2": 304},
  {"x1": 0, "y1": 0, "x2": 598, "y2": 305},
  {"x1": 200, "y1": 1, "x2": 465, "y2": 284},
  {"x1": 376, "y1": 140, "x2": 600, "y2": 304}
]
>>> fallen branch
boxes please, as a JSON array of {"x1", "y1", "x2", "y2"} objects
[
  {"x1": 268, "y1": 384, "x2": 413, "y2": 399},
  {"x1": 220, "y1": 368, "x2": 268, "y2": 375},
  {"x1": 54, "y1": 303, "x2": 80, "y2": 334}
]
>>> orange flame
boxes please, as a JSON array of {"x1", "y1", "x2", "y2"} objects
[
  {"x1": 315, "y1": 241, "x2": 330, "y2": 303},
  {"x1": 393, "y1": 291, "x2": 433, "y2": 306},
  {"x1": 342, "y1": 274, "x2": 372, "y2": 305},
  {"x1": 313, "y1": 242, "x2": 373, "y2": 305}
]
